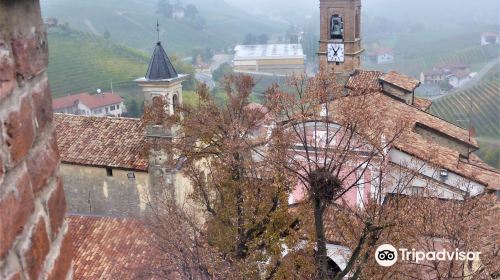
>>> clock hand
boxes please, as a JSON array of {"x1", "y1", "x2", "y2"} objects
[{"x1": 333, "y1": 47, "x2": 339, "y2": 56}]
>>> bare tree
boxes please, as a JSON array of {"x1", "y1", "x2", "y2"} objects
[
  {"x1": 142, "y1": 70, "x2": 499, "y2": 280},
  {"x1": 143, "y1": 76, "x2": 301, "y2": 279}
]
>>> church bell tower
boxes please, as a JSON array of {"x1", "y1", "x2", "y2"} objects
[
  {"x1": 135, "y1": 34, "x2": 188, "y2": 201},
  {"x1": 318, "y1": 0, "x2": 364, "y2": 74}
]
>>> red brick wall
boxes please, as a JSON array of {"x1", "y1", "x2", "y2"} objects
[{"x1": 0, "y1": 1, "x2": 73, "y2": 279}]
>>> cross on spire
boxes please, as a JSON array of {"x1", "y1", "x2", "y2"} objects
[{"x1": 156, "y1": 20, "x2": 160, "y2": 42}]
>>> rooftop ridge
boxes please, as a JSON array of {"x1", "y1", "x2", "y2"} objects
[{"x1": 54, "y1": 113, "x2": 141, "y2": 122}]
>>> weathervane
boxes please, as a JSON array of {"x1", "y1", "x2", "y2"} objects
[{"x1": 156, "y1": 20, "x2": 160, "y2": 42}]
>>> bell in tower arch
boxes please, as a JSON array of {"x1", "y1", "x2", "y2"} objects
[{"x1": 330, "y1": 14, "x2": 344, "y2": 40}]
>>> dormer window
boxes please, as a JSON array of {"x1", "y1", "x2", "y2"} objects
[{"x1": 379, "y1": 71, "x2": 420, "y2": 105}]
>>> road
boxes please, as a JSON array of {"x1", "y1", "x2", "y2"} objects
[
  {"x1": 210, "y1": 54, "x2": 232, "y2": 72},
  {"x1": 84, "y1": 19, "x2": 100, "y2": 36},
  {"x1": 195, "y1": 71, "x2": 216, "y2": 89}
]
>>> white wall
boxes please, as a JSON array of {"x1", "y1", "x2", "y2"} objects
[{"x1": 387, "y1": 149, "x2": 485, "y2": 199}]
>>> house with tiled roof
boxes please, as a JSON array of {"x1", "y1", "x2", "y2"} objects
[
  {"x1": 53, "y1": 91, "x2": 124, "y2": 117},
  {"x1": 367, "y1": 47, "x2": 394, "y2": 64},
  {"x1": 420, "y1": 62, "x2": 473, "y2": 89},
  {"x1": 481, "y1": 32, "x2": 499, "y2": 46}
]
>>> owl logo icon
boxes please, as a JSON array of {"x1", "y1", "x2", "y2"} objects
[{"x1": 375, "y1": 244, "x2": 398, "y2": 267}]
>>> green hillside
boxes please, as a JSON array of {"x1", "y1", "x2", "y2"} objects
[
  {"x1": 47, "y1": 27, "x2": 148, "y2": 97},
  {"x1": 47, "y1": 27, "x2": 198, "y2": 118},
  {"x1": 431, "y1": 63, "x2": 500, "y2": 167},
  {"x1": 363, "y1": 38, "x2": 499, "y2": 77},
  {"x1": 41, "y1": 0, "x2": 286, "y2": 55}
]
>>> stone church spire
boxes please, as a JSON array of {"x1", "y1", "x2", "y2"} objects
[
  {"x1": 145, "y1": 41, "x2": 178, "y2": 81},
  {"x1": 135, "y1": 29, "x2": 187, "y2": 116}
]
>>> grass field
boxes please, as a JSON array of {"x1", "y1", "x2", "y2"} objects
[{"x1": 47, "y1": 27, "x2": 196, "y2": 117}]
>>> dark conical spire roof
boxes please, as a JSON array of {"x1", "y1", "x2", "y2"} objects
[{"x1": 145, "y1": 41, "x2": 178, "y2": 80}]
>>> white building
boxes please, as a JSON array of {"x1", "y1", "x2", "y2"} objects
[
  {"x1": 233, "y1": 44, "x2": 306, "y2": 75},
  {"x1": 448, "y1": 70, "x2": 475, "y2": 88},
  {"x1": 53, "y1": 92, "x2": 124, "y2": 117},
  {"x1": 368, "y1": 47, "x2": 394, "y2": 64},
  {"x1": 481, "y1": 32, "x2": 499, "y2": 46}
]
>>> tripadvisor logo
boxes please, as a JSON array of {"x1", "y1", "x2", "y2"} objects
[
  {"x1": 375, "y1": 244, "x2": 398, "y2": 267},
  {"x1": 375, "y1": 244, "x2": 482, "y2": 267}
]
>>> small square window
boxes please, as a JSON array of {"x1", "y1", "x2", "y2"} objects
[
  {"x1": 410, "y1": 186, "x2": 424, "y2": 196},
  {"x1": 106, "y1": 167, "x2": 113, "y2": 177},
  {"x1": 111, "y1": 105, "x2": 115, "y2": 111},
  {"x1": 116, "y1": 104, "x2": 120, "y2": 109}
]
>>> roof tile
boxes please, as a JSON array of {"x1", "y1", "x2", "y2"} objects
[
  {"x1": 54, "y1": 114, "x2": 148, "y2": 171},
  {"x1": 69, "y1": 215, "x2": 163, "y2": 280},
  {"x1": 380, "y1": 71, "x2": 420, "y2": 92}
]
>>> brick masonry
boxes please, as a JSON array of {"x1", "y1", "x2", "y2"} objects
[
  {"x1": 318, "y1": 0, "x2": 363, "y2": 73},
  {"x1": 0, "y1": 1, "x2": 73, "y2": 279}
]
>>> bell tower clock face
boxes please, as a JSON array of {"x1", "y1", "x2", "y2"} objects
[{"x1": 327, "y1": 43, "x2": 345, "y2": 63}]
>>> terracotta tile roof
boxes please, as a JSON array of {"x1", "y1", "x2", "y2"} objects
[
  {"x1": 450, "y1": 69, "x2": 471, "y2": 79},
  {"x1": 53, "y1": 92, "x2": 123, "y2": 110},
  {"x1": 413, "y1": 97, "x2": 433, "y2": 111},
  {"x1": 482, "y1": 32, "x2": 498, "y2": 37},
  {"x1": 423, "y1": 69, "x2": 446, "y2": 76},
  {"x1": 68, "y1": 215, "x2": 163, "y2": 280},
  {"x1": 345, "y1": 70, "x2": 383, "y2": 91},
  {"x1": 380, "y1": 71, "x2": 421, "y2": 92},
  {"x1": 435, "y1": 62, "x2": 469, "y2": 70},
  {"x1": 330, "y1": 92, "x2": 499, "y2": 191},
  {"x1": 327, "y1": 69, "x2": 499, "y2": 190},
  {"x1": 346, "y1": 70, "x2": 431, "y2": 111},
  {"x1": 54, "y1": 114, "x2": 148, "y2": 171},
  {"x1": 378, "y1": 92, "x2": 500, "y2": 190}
]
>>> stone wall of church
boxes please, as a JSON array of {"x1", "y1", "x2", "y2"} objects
[
  {"x1": 0, "y1": 1, "x2": 73, "y2": 279},
  {"x1": 60, "y1": 164, "x2": 150, "y2": 217}
]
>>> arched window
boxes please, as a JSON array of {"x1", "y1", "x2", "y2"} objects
[
  {"x1": 355, "y1": 11, "x2": 360, "y2": 39},
  {"x1": 172, "y1": 94, "x2": 179, "y2": 113},
  {"x1": 330, "y1": 15, "x2": 344, "y2": 40},
  {"x1": 326, "y1": 257, "x2": 342, "y2": 279}
]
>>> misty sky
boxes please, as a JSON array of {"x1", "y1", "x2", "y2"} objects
[{"x1": 225, "y1": 0, "x2": 499, "y2": 27}]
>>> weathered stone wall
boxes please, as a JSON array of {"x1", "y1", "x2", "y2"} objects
[
  {"x1": 0, "y1": 1, "x2": 73, "y2": 279},
  {"x1": 414, "y1": 126, "x2": 470, "y2": 158},
  {"x1": 60, "y1": 164, "x2": 150, "y2": 217},
  {"x1": 382, "y1": 83, "x2": 412, "y2": 104}
]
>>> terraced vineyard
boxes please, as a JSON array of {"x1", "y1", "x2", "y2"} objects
[
  {"x1": 47, "y1": 27, "x2": 148, "y2": 97},
  {"x1": 432, "y1": 64, "x2": 499, "y2": 138},
  {"x1": 431, "y1": 64, "x2": 500, "y2": 167},
  {"x1": 435, "y1": 44, "x2": 499, "y2": 67}
]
